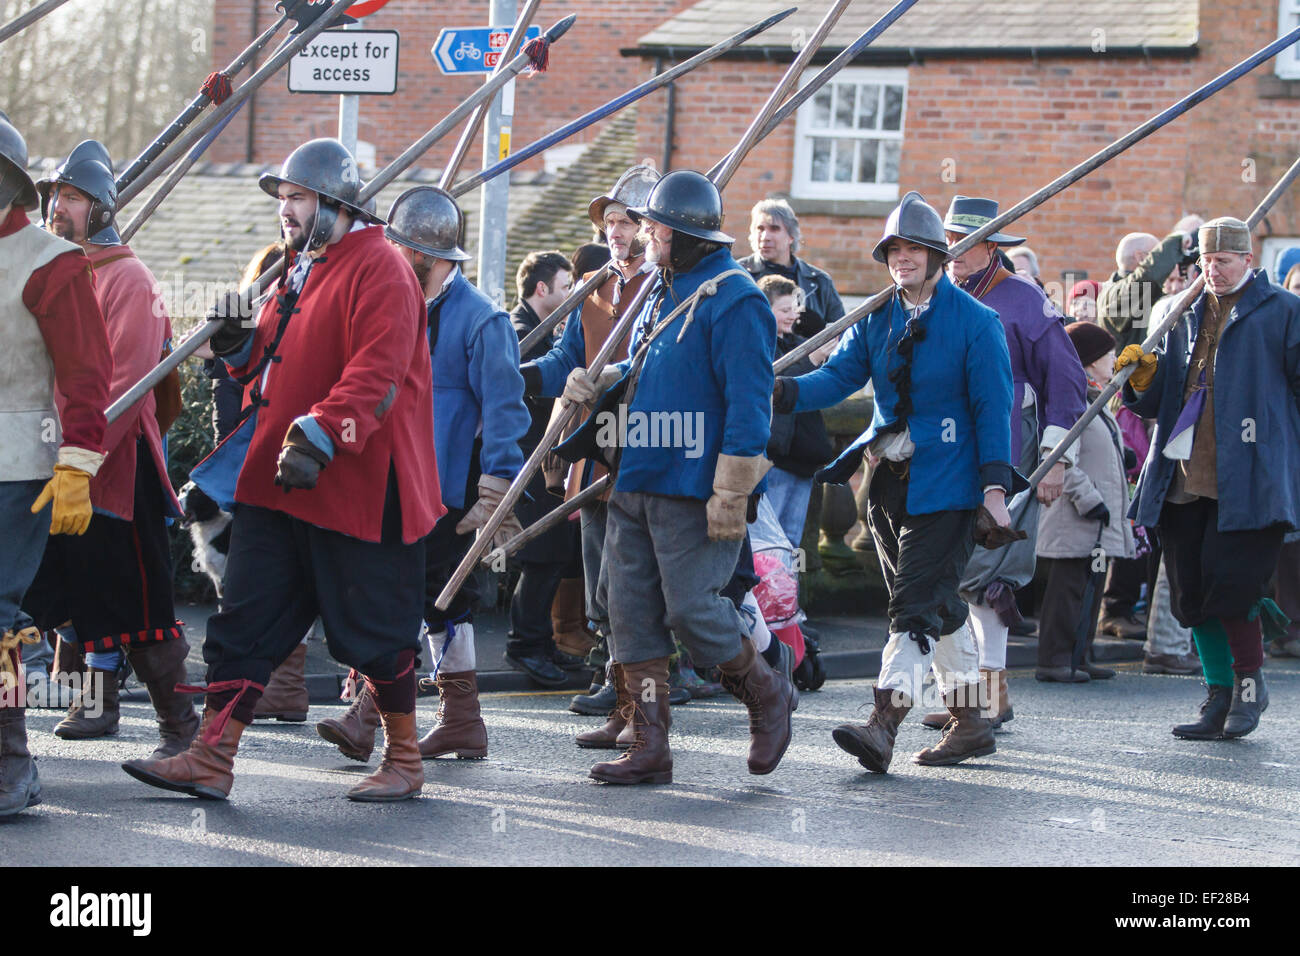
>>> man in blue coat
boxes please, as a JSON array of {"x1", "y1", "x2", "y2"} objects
[
  {"x1": 561, "y1": 170, "x2": 796, "y2": 785},
  {"x1": 1118, "y1": 216, "x2": 1300, "y2": 741},
  {"x1": 318, "y1": 186, "x2": 530, "y2": 765},
  {"x1": 774, "y1": 191, "x2": 1018, "y2": 773}
]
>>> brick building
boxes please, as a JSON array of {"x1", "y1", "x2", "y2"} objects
[{"x1": 628, "y1": 0, "x2": 1300, "y2": 297}]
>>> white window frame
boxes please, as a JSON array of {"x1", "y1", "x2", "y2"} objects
[
  {"x1": 1277, "y1": 0, "x2": 1300, "y2": 79},
  {"x1": 1260, "y1": 237, "x2": 1300, "y2": 282},
  {"x1": 791, "y1": 66, "x2": 907, "y2": 202}
]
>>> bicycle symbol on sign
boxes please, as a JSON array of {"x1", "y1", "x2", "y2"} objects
[{"x1": 454, "y1": 41, "x2": 482, "y2": 61}]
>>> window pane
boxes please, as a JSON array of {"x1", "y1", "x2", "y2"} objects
[
  {"x1": 810, "y1": 137, "x2": 832, "y2": 182},
  {"x1": 855, "y1": 139, "x2": 877, "y2": 183},
  {"x1": 833, "y1": 139, "x2": 855, "y2": 182},
  {"x1": 834, "y1": 83, "x2": 856, "y2": 130},
  {"x1": 881, "y1": 140, "x2": 901, "y2": 184},
  {"x1": 882, "y1": 85, "x2": 904, "y2": 131},
  {"x1": 812, "y1": 88, "x2": 832, "y2": 128},
  {"x1": 857, "y1": 83, "x2": 880, "y2": 129}
]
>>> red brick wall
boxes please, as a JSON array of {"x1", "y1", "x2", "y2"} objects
[
  {"x1": 635, "y1": 0, "x2": 1300, "y2": 298},
  {"x1": 210, "y1": 0, "x2": 687, "y2": 173}
]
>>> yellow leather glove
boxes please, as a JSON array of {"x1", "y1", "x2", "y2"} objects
[
  {"x1": 31, "y1": 464, "x2": 94, "y2": 536},
  {"x1": 1115, "y1": 344, "x2": 1158, "y2": 391},
  {"x1": 706, "y1": 454, "x2": 773, "y2": 541}
]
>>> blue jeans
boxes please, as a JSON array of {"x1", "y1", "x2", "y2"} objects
[{"x1": 763, "y1": 467, "x2": 814, "y2": 550}]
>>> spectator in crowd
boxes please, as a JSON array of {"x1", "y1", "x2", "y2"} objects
[
  {"x1": 571, "y1": 241, "x2": 610, "y2": 280},
  {"x1": 1283, "y1": 261, "x2": 1300, "y2": 296},
  {"x1": 1275, "y1": 246, "x2": 1300, "y2": 286},
  {"x1": 1067, "y1": 279, "x2": 1101, "y2": 323},
  {"x1": 759, "y1": 274, "x2": 836, "y2": 550},
  {"x1": 1099, "y1": 214, "x2": 1203, "y2": 350},
  {"x1": 1007, "y1": 245, "x2": 1042, "y2": 286},
  {"x1": 1035, "y1": 322, "x2": 1134, "y2": 681},
  {"x1": 740, "y1": 197, "x2": 845, "y2": 337}
]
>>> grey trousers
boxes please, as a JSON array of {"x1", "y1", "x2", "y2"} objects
[
  {"x1": 580, "y1": 498, "x2": 610, "y2": 630},
  {"x1": 605, "y1": 490, "x2": 746, "y2": 667},
  {"x1": 0, "y1": 480, "x2": 50, "y2": 634}
]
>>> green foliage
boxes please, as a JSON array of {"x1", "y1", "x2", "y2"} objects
[{"x1": 167, "y1": 353, "x2": 218, "y2": 604}]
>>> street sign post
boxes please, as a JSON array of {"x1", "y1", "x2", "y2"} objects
[
  {"x1": 432, "y1": 25, "x2": 541, "y2": 75},
  {"x1": 288, "y1": 28, "x2": 400, "y2": 95}
]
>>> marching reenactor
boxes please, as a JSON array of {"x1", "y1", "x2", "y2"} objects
[
  {"x1": 122, "y1": 139, "x2": 442, "y2": 802},
  {"x1": 560, "y1": 170, "x2": 796, "y2": 784},
  {"x1": 1119, "y1": 217, "x2": 1300, "y2": 741},
  {"x1": 521, "y1": 164, "x2": 659, "y2": 743},
  {"x1": 317, "y1": 184, "x2": 529, "y2": 764},
  {"x1": 0, "y1": 112, "x2": 112, "y2": 816},
  {"x1": 23, "y1": 140, "x2": 198, "y2": 761},
  {"x1": 774, "y1": 191, "x2": 1017, "y2": 773},
  {"x1": 918, "y1": 196, "x2": 1087, "y2": 733}
]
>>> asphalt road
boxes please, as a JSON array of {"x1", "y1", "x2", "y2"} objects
[{"x1": 6, "y1": 661, "x2": 1298, "y2": 866}]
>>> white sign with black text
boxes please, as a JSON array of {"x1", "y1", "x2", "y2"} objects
[{"x1": 288, "y1": 29, "x2": 399, "y2": 95}]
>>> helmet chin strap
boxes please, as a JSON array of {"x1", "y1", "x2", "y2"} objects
[{"x1": 306, "y1": 198, "x2": 341, "y2": 252}]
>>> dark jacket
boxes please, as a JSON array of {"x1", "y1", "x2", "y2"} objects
[
  {"x1": 769, "y1": 332, "x2": 834, "y2": 478},
  {"x1": 740, "y1": 252, "x2": 845, "y2": 338},
  {"x1": 1124, "y1": 270, "x2": 1300, "y2": 531},
  {"x1": 1099, "y1": 232, "x2": 1185, "y2": 350}
]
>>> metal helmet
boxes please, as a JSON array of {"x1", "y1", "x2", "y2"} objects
[
  {"x1": 384, "y1": 185, "x2": 470, "y2": 261},
  {"x1": 588, "y1": 163, "x2": 660, "y2": 231},
  {"x1": 36, "y1": 140, "x2": 120, "y2": 244},
  {"x1": 259, "y1": 138, "x2": 376, "y2": 251},
  {"x1": 628, "y1": 169, "x2": 733, "y2": 244},
  {"x1": 872, "y1": 190, "x2": 949, "y2": 264},
  {"x1": 0, "y1": 110, "x2": 37, "y2": 211}
]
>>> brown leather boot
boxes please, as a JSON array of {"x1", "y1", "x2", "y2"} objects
[
  {"x1": 576, "y1": 663, "x2": 634, "y2": 749},
  {"x1": 589, "y1": 658, "x2": 672, "y2": 784},
  {"x1": 718, "y1": 639, "x2": 798, "y2": 775},
  {"x1": 121, "y1": 707, "x2": 247, "y2": 799},
  {"x1": 418, "y1": 670, "x2": 487, "y2": 759},
  {"x1": 832, "y1": 685, "x2": 911, "y2": 773},
  {"x1": 253, "y1": 643, "x2": 309, "y2": 722},
  {"x1": 127, "y1": 639, "x2": 201, "y2": 759},
  {"x1": 347, "y1": 710, "x2": 424, "y2": 802},
  {"x1": 316, "y1": 682, "x2": 380, "y2": 762},
  {"x1": 920, "y1": 708, "x2": 951, "y2": 730},
  {"x1": 981, "y1": 667, "x2": 1013, "y2": 728},
  {"x1": 551, "y1": 577, "x2": 598, "y2": 659},
  {"x1": 54, "y1": 666, "x2": 120, "y2": 739},
  {"x1": 913, "y1": 687, "x2": 997, "y2": 766},
  {"x1": 51, "y1": 637, "x2": 84, "y2": 683}
]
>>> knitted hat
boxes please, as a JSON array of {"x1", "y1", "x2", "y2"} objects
[
  {"x1": 1199, "y1": 217, "x2": 1252, "y2": 255},
  {"x1": 1066, "y1": 320, "x2": 1116, "y2": 367},
  {"x1": 1068, "y1": 279, "x2": 1101, "y2": 306}
]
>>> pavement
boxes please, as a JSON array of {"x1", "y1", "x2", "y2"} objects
[
  {"x1": 168, "y1": 602, "x2": 1146, "y2": 699},
  {"x1": 6, "y1": 659, "x2": 1298, "y2": 866}
]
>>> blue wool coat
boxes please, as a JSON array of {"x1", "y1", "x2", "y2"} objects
[
  {"x1": 1124, "y1": 269, "x2": 1300, "y2": 532},
  {"x1": 428, "y1": 270, "x2": 530, "y2": 509},
  {"x1": 612, "y1": 248, "x2": 775, "y2": 500},
  {"x1": 786, "y1": 271, "x2": 1014, "y2": 515},
  {"x1": 529, "y1": 300, "x2": 587, "y2": 398}
]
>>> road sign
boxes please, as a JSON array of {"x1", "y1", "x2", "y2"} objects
[
  {"x1": 288, "y1": 28, "x2": 399, "y2": 95},
  {"x1": 432, "y1": 25, "x2": 541, "y2": 75},
  {"x1": 347, "y1": 0, "x2": 393, "y2": 15}
]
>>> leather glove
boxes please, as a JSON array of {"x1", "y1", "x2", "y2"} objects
[
  {"x1": 456, "y1": 475, "x2": 524, "y2": 550},
  {"x1": 973, "y1": 504, "x2": 1028, "y2": 549},
  {"x1": 275, "y1": 423, "x2": 330, "y2": 491},
  {"x1": 1115, "y1": 344, "x2": 1158, "y2": 391},
  {"x1": 1084, "y1": 502, "x2": 1111, "y2": 527},
  {"x1": 208, "y1": 288, "x2": 256, "y2": 357},
  {"x1": 30, "y1": 464, "x2": 94, "y2": 536},
  {"x1": 563, "y1": 366, "x2": 620, "y2": 406},
  {"x1": 706, "y1": 454, "x2": 773, "y2": 541}
]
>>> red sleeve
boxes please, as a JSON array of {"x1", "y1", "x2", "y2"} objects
[{"x1": 23, "y1": 251, "x2": 112, "y2": 454}]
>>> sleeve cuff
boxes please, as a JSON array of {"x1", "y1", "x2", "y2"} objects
[
  {"x1": 520, "y1": 363, "x2": 542, "y2": 397},
  {"x1": 773, "y1": 376, "x2": 798, "y2": 414},
  {"x1": 219, "y1": 332, "x2": 256, "y2": 369},
  {"x1": 57, "y1": 446, "x2": 106, "y2": 477},
  {"x1": 1040, "y1": 424, "x2": 1077, "y2": 467},
  {"x1": 979, "y1": 462, "x2": 1013, "y2": 493},
  {"x1": 294, "y1": 415, "x2": 335, "y2": 460}
]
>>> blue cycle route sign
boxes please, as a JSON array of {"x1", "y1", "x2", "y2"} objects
[{"x1": 431, "y1": 25, "x2": 542, "y2": 75}]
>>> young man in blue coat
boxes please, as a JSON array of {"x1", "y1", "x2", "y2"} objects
[
  {"x1": 1117, "y1": 217, "x2": 1300, "y2": 741},
  {"x1": 773, "y1": 191, "x2": 1019, "y2": 773},
  {"x1": 561, "y1": 170, "x2": 797, "y2": 785}
]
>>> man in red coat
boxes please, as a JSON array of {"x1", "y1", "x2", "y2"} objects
[
  {"x1": 0, "y1": 113, "x2": 113, "y2": 817},
  {"x1": 23, "y1": 140, "x2": 197, "y2": 761},
  {"x1": 122, "y1": 139, "x2": 443, "y2": 803}
]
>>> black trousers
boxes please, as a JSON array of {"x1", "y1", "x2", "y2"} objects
[
  {"x1": 24, "y1": 440, "x2": 181, "y2": 653},
  {"x1": 423, "y1": 506, "x2": 478, "y2": 629},
  {"x1": 205, "y1": 472, "x2": 423, "y2": 685},
  {"x1": 866, "y1": 463, "x2": 976, "y2": 638},
  {"x1": 1159, "y1": 498, "x2": 1284, "y2": 628},
  {"x1": 507, "y1": 560, "x2": 564, "y2": 657},
  {"x1": 1037, "y1": 557, "x2": 1105, "y2": 668}
]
